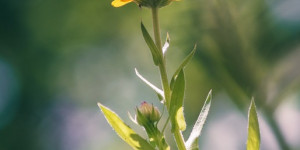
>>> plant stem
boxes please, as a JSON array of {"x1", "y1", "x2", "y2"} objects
[
  {"x1": 151, "y1": 7, "x2": 186, "y2": 150},
  {"x1": 145, "y1": 124, "x2": 168, "y2": 150},
  {"x1": 151, "y1": 8, "x2": 162, "y2": 54},
  {"x1": 174, "y1": 129, "x2": 187, "y2": 150},
  {"x1": 151, "y1": 7, "x2": 171, "y2": 108}
]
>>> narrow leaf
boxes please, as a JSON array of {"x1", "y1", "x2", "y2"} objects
[
  {"x1": 128, "y1": 112, "x2": 138, "y2": 125},
  {"x1": 98, "y1": 103, "x2": 155, "y2": 150},
  {"x1": 186, "y1": 90, "x2": 212, "y2": 150},
  {"x1": 135, "y1": 68, "x2": 164, "y2": 101},
  {"x1": 170, "y1": 45, "x2": 197, "y2": 90},
  {"x1": 170, "y1": 70, "x2": 186, "y2": 132},
  {"x1": 247, "y1": 99, "x2": 261, "y2": 150},
  {"x1": 141, "y1": 22, "x2": 161, "y2": 66},
  {"x1": 162, "y1": 33, "x2": 170, "y2": 55}
]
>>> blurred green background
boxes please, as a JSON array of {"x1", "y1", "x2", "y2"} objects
[{"x1": 0, "y1": 0, "x2": 300, "y2": 150}]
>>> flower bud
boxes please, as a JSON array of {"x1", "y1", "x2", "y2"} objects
[{"x1": 136, "y1": 101, "x2": 160, "y2": 126}]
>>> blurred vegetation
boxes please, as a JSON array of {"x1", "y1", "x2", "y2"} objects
[{"x1": 0, "y1": 0, "x2": 299, "y2": 150}]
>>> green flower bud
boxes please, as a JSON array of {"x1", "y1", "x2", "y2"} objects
[{"x1": 136, "y1": 101, "x2": 160, "y2": 126}]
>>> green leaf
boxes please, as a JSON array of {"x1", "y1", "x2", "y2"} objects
[
  {"x1": 185, "y1": 90, "x2": 212, "y2": 150},
  {"x1": 162, "y1": 33, "x2": 170, "y2": 55},
  {"x1": 135, "y1": 68, "x2": 164, "y2": 101},
  {"x1": 141, "y1": 22, "x2": 161, "y2": 66},
  {"x1": 170, "y1": 69, "x2": 186, "y2": 132},
  {"x1": 98, "y1": 103, "x2": 155, "y2": 150},
  {"x1": 247, "y1": 99, "x2": 261, "y2": 150},
  {"x1": 157, "y1": 93, "x2": 164, "y2": 102},
  {"x1": 170, "y1": 45, "x2": 196, "y2": 90}
]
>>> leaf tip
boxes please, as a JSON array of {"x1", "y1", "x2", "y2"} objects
[
  {"x1": 207, "y1": 89, "x2": 212, "y2": 102},
  {"x1": 166, "y1": 32, "x2": 170, "y2": 42},
  {"x1": 250, "y1": 97, "x2": 255, "y2": 104},
  {"x1": 97, "y1": 102, "x2": 102, "y2": 108},
  {"x1": 249, "y1": 97, "x2": 257, "y2": 112}
]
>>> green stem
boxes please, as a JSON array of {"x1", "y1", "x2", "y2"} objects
[
  {"x1": 174, "y1": 129, "x2": 186, "y2": 150},
  {"x1": 151, "y1": 7, "x2": 186, "y2": 150},
  {"x1": 151, "y1": 7, "x2": 171, "y2": 108},
  {"x1": 152, "y1": 8, "x2": 162, "y2": 54},
  {"x1": 145, "y1": 124, "x2": 168, "y2": 150}
]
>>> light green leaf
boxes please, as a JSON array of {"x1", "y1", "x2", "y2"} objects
[
  {"x1": 247, "y1": 99, "x2": 261, "y2": 150},
  {"x1": 141, "y1": 22, "x2": 161, "y2": 66},
  {"x1": 186, "y1": 90, "x2": 212, "y2": 150},
  {"x1": 170, "y1": 45, "x2": 196, "y2": 90},
  {"x1": 98, "y1": 103, "x2": 155, "y2": 150},
  {"x1": 162, "y1": 33, "x2": 170, "y2": 55},
  {"x1": 135, "y1": 68, "x2": 164, "y2": 101},
  {"x1": 170, "y1": 69, "x2": 186, "y2": 132}
]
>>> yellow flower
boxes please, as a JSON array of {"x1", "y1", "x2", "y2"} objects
[
  {"x1": 111, "y1": 0, "x2": 177, "y2": 8},
  {"x1": 111, "y1": 0, "x2": 133, "y2": 7}
]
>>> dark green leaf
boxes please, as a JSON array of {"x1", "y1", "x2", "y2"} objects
[
  {"x1": 170, "y1": 45, "x2": 196, "y2": 90},
  {"x1": 141, "y1": 22, "x2": 161, "y2": 66},
  {"x1": 170, "y1": 69, "x2": 186, "y2": 132}
]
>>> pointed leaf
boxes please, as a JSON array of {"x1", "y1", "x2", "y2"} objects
[
  {"x1": 157, "y1": 93, "x2": 164, "y2": 102},
  {"x1": 141, "y1": 22, "x2": 161, "y2": 66},
  {"x1": 186, "y1": 90, "x2": 212, "y2": 150},
  {"x1": 170, "y1": 69, "x2": 186, "y2": 132},
  {"x1": 170, "y1": 45, "x2": 197, "y2": 90},
  {"x1": 162, "y1": 33, "x2": 170, "y2": 55},
  {"x1": 98, "y1": 103, "x2": 155, "y2": 150},
  {"x1": 128, "y1": 111, "x2": 138, "y2": 125},
  {"x1": 135, "y1": 68, "x2": 164, "y2": 101},
  {"x1": 247, "y1": 99, "x2": 261, "y2": 150}
]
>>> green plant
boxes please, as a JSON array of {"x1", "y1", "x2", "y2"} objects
[{"x1": 98, "y1": 1, "x2": 261, "y2": 149}]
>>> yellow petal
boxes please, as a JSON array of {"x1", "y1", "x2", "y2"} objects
[{"x1": 111, "y1": 0, "x2": 133, "y2": 7}]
